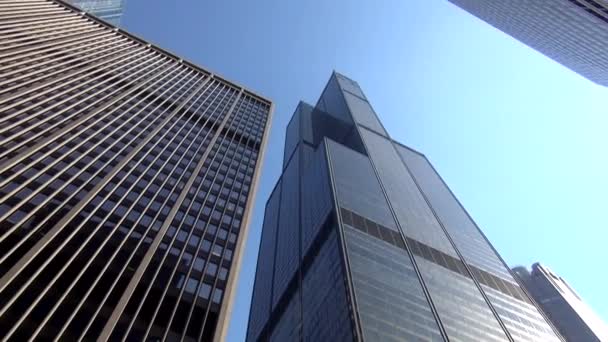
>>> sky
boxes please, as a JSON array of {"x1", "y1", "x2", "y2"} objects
[{"x1": 121, "y1": 0, "x2": 608, "y2": 340}]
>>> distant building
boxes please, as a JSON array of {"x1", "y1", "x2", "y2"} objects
[
  {"x1": 514, "y1": 263, "x2": 608, "y2": 341},
  {"x1": 246, "y1": 72, "x2": 562, "y2": 341},
  {"x1": 449, "y1": 0, "x2": 608, "y2": 86},
  {"x1": 65, "y1": 0, "x2": 125, "y2": 26}
]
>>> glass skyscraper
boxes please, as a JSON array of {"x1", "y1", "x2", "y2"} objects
[
  {"x1": 0, "y1": 1, "x2": 272, "y2": 341},
  {"x1": 448, "y1": 0, "x2": 608, "y2": 86},
  {"x1": 247, "y1": 72, "x2": 563, "y2": 341},
  {"x1": 514, "y1": 263, "x2": 608, "y2": 342},
  {"x1": 65, "y1": 0, "x2": 125, "y2": 26}
]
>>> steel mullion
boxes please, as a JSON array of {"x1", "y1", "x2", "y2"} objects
[
  {"x1": 75, "y1": 81, "x2": 225, "y2": 342},
  {"x1": 0, "y1": 5, "x2": 62, "y2": 16},
  {"x1": 0, "y1": 36, "x2": 130, "y2": 91},
  {"x1": 0, "y1": 12, "x2": 78, "y2": 30},
  {"x1": 44, "y1": 79, "x2": 220, "y2": 342},
  {"x1": 161, "y1": 97, "x2": 250, "y2": 342},
  {"x1": 140, "y1": 93, "x2": 248, "y2": 341},
  {"x1": 0, "y1": 42, "x2": 147, "y2": 148},
  {"x1": 0, "y1": 34, "x2": 125, "y2": 78},
  {"x1": 197, "y1": 100, "x2": 258, "y2": 341},
  {"x1": 0, "y1": 64, "x2": 191, "y2": 253},
  {"x1": 0, "y1": 7, "x2": 68, "y2": 21},
  {"x1": 0, "y1": 19, "x2": 91, "y2": 44},
  {"x1": 0, "y1": 40, "x2": 141, "y2": 119},
  {"x1": 0, "y1": 39, "x2": 130, "y2": 112},
  {"x1": 103, "y1": 87, "x2": 242, "y2": 342},
  {"x1": 0, "y1": 65, "x2": 193, "y2": 243},
  {"x1": 65, "y1": 81, "x2": 223, "y2": 341},
  {"x1": 17, "y1": 76, "x2": 215, "y2": 342},
  {"x1": 164, "y1": 96, "x2": 250, "y2": 342},
  {"x1": 0, "y1": 41, "x2": 143, "y2": 126},
  {"x1": 108, "y1": 83, "x2": 231, "y2": 340},
  {"x1": 0, "y1": 39, "x2": 137, "y2": 123},
  {"x1": 0, "y1": 2, "x2": 56, "y2": 10},
  {"x1": 0, "y1": 16, "x2": 82, "y2": 36},
  {"x1": 0, "y1": 26, "x2": 119, "y2": 68},
  {"x1": 0, "y1": 4, "x2": 67, "y2": 19},
  {"x1": 0, "y1": 25, "x2": 102, "y2": 52},
  {"x1": 0, "y1": 57, "x2": 173, "y2": 265},
  {"x1": 0, "y1": 67, "x2": 198, "y2": 327},
  {"x1": 0, "y1": 2, "x2": 60, "y2": 12},
  {"x1": 0, "y1": 56, "x2": 166, "y2": 177},
  {"x1": 0, "y1": 47, "x2": 154, "y2": 192},
  {"x1": 0, "y1": 30, "x2": 109, "y2": 69},
  {"x1": 0, "y1": 25, "x2": 107, "y2": 59},
  {"x1": 0, "y1": 46, "x2": 151, "y2": 164},
  {"x1": 0, "y1": 52, "x2": 168, "y2": 175},
  {"x1": 1, "y1": 24, "x2": 100, "y2": 50},
  {"x1": 0, "y1": 53, "x2": 170, "y2": 180}
]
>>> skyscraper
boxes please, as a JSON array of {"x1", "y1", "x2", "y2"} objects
[
  {"x1": 246, "y1": 72, "x2": 563, "y2": 341},
  {"x1": 448, "y1": 0, "x2": 608, "y2": 86},
  {"x1": 0, "y1": 1, "x2": 272, "y2": 341},
  {"x1": 514, "y1": 263, "x2": 608, "y2": 342},
  {"x1": 65, "y1": 0, "x2": 125, "y2": 26}
]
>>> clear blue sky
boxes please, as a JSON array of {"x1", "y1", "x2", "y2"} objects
[{"x1": 121, "y1": 1, "x2": 608, "y2": 340}]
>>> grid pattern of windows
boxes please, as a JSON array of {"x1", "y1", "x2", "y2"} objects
[
  {"x1": 449, "y1": 0, "x2": 608, "y2": 86},
  {"x1": 0, "y1": 2, "x2": 271, "y2": 341}
]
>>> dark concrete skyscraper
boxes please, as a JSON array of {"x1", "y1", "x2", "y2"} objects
[
  {"x1": 448, "y1": 0, "x2": 608, "y2": 86},
  {"x1": 0, "y1": 1, "x2": 272, "y2": 341},
  {"x1": 246, "y1": 72, "x2": 563, "y2": 341},
  {"x1": 514, "y1": 264, "x2": 608, "y2": 342},
  {"x1": 65, "y1": 0, "x2": 125, "y2": 25}
]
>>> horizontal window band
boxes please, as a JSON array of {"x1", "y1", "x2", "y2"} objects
[{"x1": 340, "y1": 206, "x2": 531, "y2": 304}]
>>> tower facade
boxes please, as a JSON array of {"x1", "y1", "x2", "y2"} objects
[
  {"x1": 514, "y1": 264, "x2": 608, "y2": 342},
  {"x1": 247, "y1": 72, "x2": 562, "y2": 341},
  {"x1": 65, "y1": 0, "x2": 125, "y2": 26},
  {"x1": 448, "y1": 0, "x2": 608, "y2": 86},
  {"x1": 0, "y1": 1, "x2": 272, "y2": 341}
]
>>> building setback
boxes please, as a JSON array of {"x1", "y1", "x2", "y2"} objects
[
  {"x1": 514, "y1": 263, "x2": 608, "y2": 342},
  {"x1": 65, "y1": 0, "x2": 125, "y2": 26},
  {"x1": 0, "y1": 1, "x2": 272, "y2": 341},
  {"x1": 246, "y1": 72, "x2": 564, "y2": 341},
  {"x1": 448, "y1": 0, "x2": 608, "y2": 86}
]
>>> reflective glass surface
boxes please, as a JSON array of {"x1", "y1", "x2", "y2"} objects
[
  {"x1": 343, "y1": 91, "x2": 387, "y2": 136},
  {"x1": 344, "y1": 226, "x2": 443, "y2": 341},
  {"x1": 269, "y1": 289, "x2": 301, "y2": 342},
  {"x1": 483, "y1": 285, "x2": 561, "y2": 342},
  {"x1": 302, "y1": 229, "x2": 354, "y2": 341},
  {"x1": 301, "y1": 144, "x2": 332, "y2": 256},
  {"x1": 316, "y1": 75, "x2": 353, "y2": 125},
  {"x1": 247, "y1": 181, "x2": 281, "y2": 341},
  {"x1": 414, "y1": 257, "x2": 508, "y2": 341},
  {"x1": 359, "y1": 128, "x2": 457, "y2": 256},
  {"x1": 327, "y1": 139, "x2": 397, "y2": 230},
  {"x1": 395, "y1": 143, "x2": 512, "y2": 280},
  {"x1": 272, "y1": 151, "x2": 300, "y2": 309}
]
